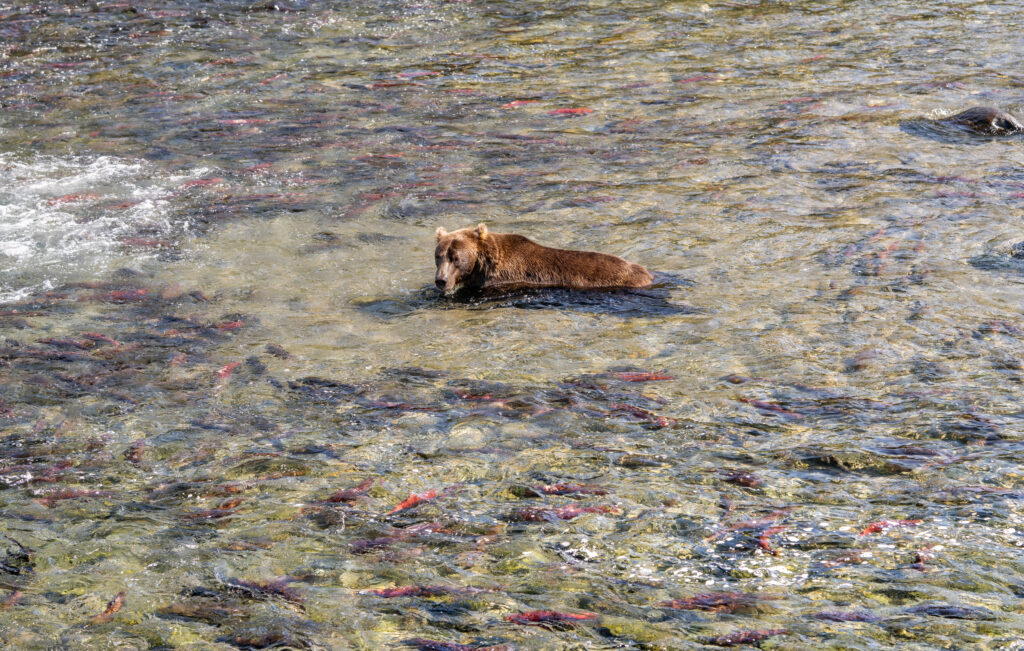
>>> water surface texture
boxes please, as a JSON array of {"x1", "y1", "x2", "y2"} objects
[{"x1": 3, "y1": 1, "x2": 1024, "y2": 648}]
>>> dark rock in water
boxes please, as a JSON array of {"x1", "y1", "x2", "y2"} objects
[
  {"x1": 902, "y1": 106, "x2": 1024, "y2": 142},
  {"x1": 1011, "y1": 241, "x2": 1024, "y2": 259},
  {"x1": 947, "y1": 106, "x2": 1024, "y2": 134}
]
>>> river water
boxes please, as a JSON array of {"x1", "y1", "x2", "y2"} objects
[{"x1": 2, "y1": 1, "x2": 1024, "y2": 648}]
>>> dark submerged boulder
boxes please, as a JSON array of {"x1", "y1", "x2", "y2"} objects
[{"x1": 947, "y1": 106, "x2": 1024, "y2": 134}]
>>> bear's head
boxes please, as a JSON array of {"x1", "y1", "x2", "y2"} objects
[{"x1": 434, "y1": 223, "x2": 489, "y2": 293}]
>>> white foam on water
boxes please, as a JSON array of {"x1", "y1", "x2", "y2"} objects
[{"x1": 0, "y1": 153, "x2": 203, "y2": 303}]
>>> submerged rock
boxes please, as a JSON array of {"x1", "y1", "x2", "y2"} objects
[{"x1": 946, "y1": 106, "x2": 1024, "y2": 134}]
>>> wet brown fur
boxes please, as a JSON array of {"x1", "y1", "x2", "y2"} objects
[{"x1": 434, "y1": 224, "x2": 653, "y2": 293}]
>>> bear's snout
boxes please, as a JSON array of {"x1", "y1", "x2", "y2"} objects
[
  {"x1": 435, "y1": 258, "x2": 458, "y2": 292},
  {"x1": 435, "y1": 266, "x2": 454, "y2": 291}
]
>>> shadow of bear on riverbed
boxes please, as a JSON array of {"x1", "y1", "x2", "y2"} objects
[{"x1": 351, "y1": 274, "x2": 699, "y2": 320}]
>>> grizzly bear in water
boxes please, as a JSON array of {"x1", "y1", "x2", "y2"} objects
[{"x1": 433, "y1": 223, "x2": 653, "y2": 294}]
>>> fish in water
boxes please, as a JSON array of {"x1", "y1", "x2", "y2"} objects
[
  {"x1": 91, "y1": 591, "x2": 125, "y2": 624},
  {"x1": 505, "y1": 610, "x2": 599, "y2": 627},
  {"x1": 658, "y1": 591, "x2": 768, "y2": 613}
]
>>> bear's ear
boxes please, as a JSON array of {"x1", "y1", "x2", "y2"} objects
[
  {"x1": 435, "y1": 227, "x2": 448, "y2": 240},
  {"x1": 474, "y1": 223, "x2": 488, "y2": 239}
]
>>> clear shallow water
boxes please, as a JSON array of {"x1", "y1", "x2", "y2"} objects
[{"x1": 2, "y1": 1, "x2": 1024, "y2": 648}]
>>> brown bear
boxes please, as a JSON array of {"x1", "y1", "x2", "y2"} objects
[{"x1": 434, "y1": 223, "x2": 653, "y2": 293}]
